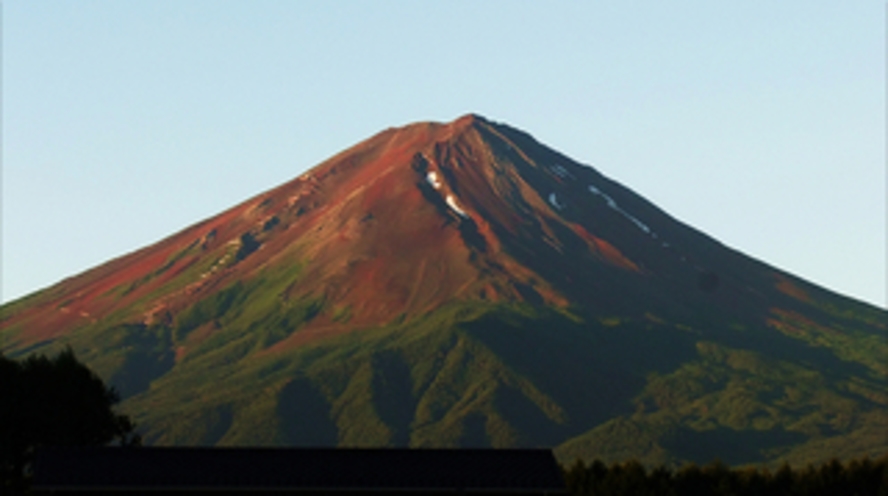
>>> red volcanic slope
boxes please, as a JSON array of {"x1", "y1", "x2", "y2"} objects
[
  {"x1": 4, "y1": 115, "x2": 580, "y2": 347},
  {"x1": 1, "y1": 114, "x2": 820, "y2": 353}
]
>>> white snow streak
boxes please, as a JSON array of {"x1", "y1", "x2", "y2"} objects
[
  {"x1": 587, "y1": 184, "x2": 651, "y2": 234},
  {"x1": 426, "y1": 171, "x2": 442, "y2": 189},
  {"x1": 624, "y1": 213, "x2": 651, "y2": 234},
  {"x1": 552, "y1": 164, "x2": 574, "y2": 179},
  {"x1": 548, "y1": 192, "x2": 566, "y2": 210},
  {"x1": 446, "y1": 194, "x2": 469, "y2": 218}
]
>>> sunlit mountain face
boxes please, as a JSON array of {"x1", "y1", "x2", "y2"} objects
[{"x1": 2, "y1": 114, "x2": 885, "y2": 466}]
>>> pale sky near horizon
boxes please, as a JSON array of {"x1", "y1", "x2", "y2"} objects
[{"x1": 3, "y1": 2, "x2": 886, "y2": 308}]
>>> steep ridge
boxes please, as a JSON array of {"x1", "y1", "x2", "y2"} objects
[{"x1": 1, "y1": 114, "x2": 885, "y2": 466}]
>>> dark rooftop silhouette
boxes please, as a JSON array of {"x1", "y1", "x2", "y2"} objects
[{"x1": 33, "y1": 447, "x2": 568, "y2": 494}]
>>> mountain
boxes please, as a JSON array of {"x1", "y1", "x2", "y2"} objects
[{"x1": 2, "y1": 114, "x2": 885, "y2": 467}]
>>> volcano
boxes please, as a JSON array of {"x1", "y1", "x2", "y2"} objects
[{"x1": 2, "y1": 114, "x2": 885, "y2": 466}]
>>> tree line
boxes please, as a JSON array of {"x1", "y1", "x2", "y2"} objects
[{"x1": 562, "y1": 455, "x2": 888, "y2": 496}]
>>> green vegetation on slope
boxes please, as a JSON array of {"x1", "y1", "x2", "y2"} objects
[{"x1": 4, "y1": 258, "x2": 885, "y2": 467}]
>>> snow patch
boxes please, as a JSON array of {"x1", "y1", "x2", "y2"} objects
[
  {"x1": 588, "y1": 184, "x2": 651, "y2": 234},
  {"x1": 552, "y1": 164, "x2": 574, "y2": 179},
  {"x1": 624, "y1": 214, "x2": 651, "y2": 234},
  {"x1": 548, "y1": 192, "x2": 566, "y2": 210},
  {"x1": 426, "y1": 171, "x2": 442, "y2": 189},
  {"x1": 446, "y1": 194, "x2": 469, "y2": 218}
]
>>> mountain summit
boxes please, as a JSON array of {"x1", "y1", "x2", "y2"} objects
[{"x1": 2, "y1": 115, "x2": 885, "y2": 466}]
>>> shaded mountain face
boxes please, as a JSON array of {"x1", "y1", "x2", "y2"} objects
[{"x1": 2, "y1": 114, "x2": 885, "y2": 466}]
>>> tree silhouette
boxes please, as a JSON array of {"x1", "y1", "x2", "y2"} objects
[
  {"x1": 562, "y1": 455, "x2": 888, "y2": 496},
  {"x1": 0, "y1": 347, "x2": 139, "y2": 493}
]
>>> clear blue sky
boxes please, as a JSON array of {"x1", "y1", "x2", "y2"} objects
[{"x1": 3, "y1": 2, "x2": 885, "y2": 308}]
